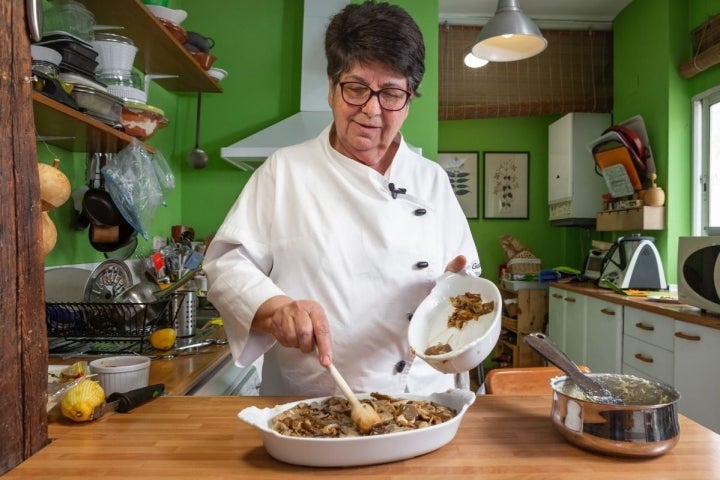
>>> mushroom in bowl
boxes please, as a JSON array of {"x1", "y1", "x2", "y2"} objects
[
  {"x1": 408, "y1": 273, "x2": 502, "y2": 374},
  {"x1": 238, "y1": 389, "x2": 475, "y2": 467}
]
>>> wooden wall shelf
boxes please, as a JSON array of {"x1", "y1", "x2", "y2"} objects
[
  {"x1": 33, "y1": 92, "x2": 152, "y2": 153},
  {"x1": 78, "y1": 0, "x2": 222, "y2": 93},
  {"x1": 596, "y1": 206, "x2": 665, "y2": 231},
  {"x1": 34, "y1": 0, "x2": 222, "y2": 154}
]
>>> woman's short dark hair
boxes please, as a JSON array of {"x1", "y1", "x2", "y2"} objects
[{"x1": 325, "y1": 1, "x2": 425, "y2": 97}]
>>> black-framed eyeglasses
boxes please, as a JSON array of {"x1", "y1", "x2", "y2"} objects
[{"x1": 338, "y1": 82, "x2": 412, "y2": 111}]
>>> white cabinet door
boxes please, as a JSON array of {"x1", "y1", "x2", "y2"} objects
[
  {"x1": 547, "y1": 113, "x2": 610, "y2": 221},
  {"x1": 673, "y1": 320, "x2": 720, "y2": 434},
  {"x1": 548, "y1": 116, "x2": 573, "y2": 204},
  {"x1": 547, "y1": 287, "x2": 566, "y2": 349},
  {"x1": 548, "y1": 287, "x2": 586, "y2": 364},
  {"x1": 585, "y1": 296, "x2": 623, "y2": 373},
  {"x1": 563, "y1": 290, "x2": 587, "y2": 365}
]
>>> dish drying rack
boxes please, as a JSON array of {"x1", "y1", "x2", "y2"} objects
[{"x1": 46, "y1": 298, "x2": 176, "y2": 356}]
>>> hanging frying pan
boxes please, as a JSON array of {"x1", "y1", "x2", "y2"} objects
[
  {"x1": 88, "y1": 218, "x2": 136, "y2": 253},
  {"x1": 83, "y1": 189, "x2": 123, "y2": 226},
  {"x1": 83, "y1": 153, "x2": 123, "y2": 227}
]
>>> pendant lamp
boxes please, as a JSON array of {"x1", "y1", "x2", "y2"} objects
[{"x1": 471, "y1": 0, "x2": 547, "y2": 62}]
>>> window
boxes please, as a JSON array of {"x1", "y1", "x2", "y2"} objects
[{"x1": 692, "y1": 86, "x2": 720, "y2": 235}]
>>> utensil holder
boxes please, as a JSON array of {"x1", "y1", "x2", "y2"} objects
[{"x1": 172, "y1": 290, "x2": 196, "y2": 337}]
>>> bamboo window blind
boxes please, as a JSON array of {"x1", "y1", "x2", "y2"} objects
[
  {"x1": 439, "y1": 25, "x2": 613, "y2": 120},
  {"x1": 679, "y1": 14, "x2": 720, "y2": 79}
]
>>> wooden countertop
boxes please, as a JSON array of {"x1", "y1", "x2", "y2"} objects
[
  {"x1": 8, "y1": 395, "x2": 719, "y2": 479},
  {"x1": 147, "y1": 342, "x2": 230, "y2": 395},
  {"x1": 50, "y1": 327, "x2": 231, "y2": 396},
  {"x1": 549, "y1": 281, "x2": 720, "y2": 330}
]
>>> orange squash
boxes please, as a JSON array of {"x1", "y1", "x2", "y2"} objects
[{"x1": 38, "y1": 159, "x2": 71, "y2": 211}]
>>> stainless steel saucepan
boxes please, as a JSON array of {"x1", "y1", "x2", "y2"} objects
[{"x1": 524, "y1": 332, "x2": 681, "y2": 457}]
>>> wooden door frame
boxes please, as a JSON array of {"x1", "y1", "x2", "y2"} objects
[{"x1": 1, "y1": 0, "x2": 50, "y2": 473}]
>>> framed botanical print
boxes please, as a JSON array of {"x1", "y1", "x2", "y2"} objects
[
  {"x1": 483, "y1": 152, "x2": 529, "y2": 219},
  {"x1": 438, "y1": 151, "x2": 479, "y2": 219}
]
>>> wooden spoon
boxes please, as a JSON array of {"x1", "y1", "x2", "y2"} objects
[{"x1": 317, "y1": 349, "x2": 382, "y2": 433}]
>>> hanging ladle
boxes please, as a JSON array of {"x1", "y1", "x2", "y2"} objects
[
  {"x1": 524, "y1": 332, "x2": 623, "y2": 405},
  {"x1": 187, "y1": 91, "x2": 209, "y2": 169}
]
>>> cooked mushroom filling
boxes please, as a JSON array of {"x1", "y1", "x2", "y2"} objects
[
  {"x1": 270, "y1": 392, "x2": 456, "y2": 438},
  {"x1": 424, "y1": 342, "x2": 453, "y2": 355},
  {"x1": 448, "y1": 292, "x2": 494, "y2": 329}
]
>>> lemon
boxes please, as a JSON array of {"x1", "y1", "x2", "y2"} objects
[
  {"x1": 60, "y1": 379, "x2": 105, "y2": 422},
  {"x1": 60, "y1": 361, "x2": 86, "y2": 379},
  {"x1": 149, "y1": 327, "x2": 177, "y2": 350}
]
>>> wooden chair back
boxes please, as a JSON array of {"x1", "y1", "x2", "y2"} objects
[{"x1": 484, "y1": 365, "x2": 591, "y2": 395}]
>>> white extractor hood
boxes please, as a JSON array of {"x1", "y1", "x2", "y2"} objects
[{"x1": 221, "y1": 0, "x2": 348, "y2": 170}]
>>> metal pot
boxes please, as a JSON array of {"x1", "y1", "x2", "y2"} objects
[{"x1": 549, "y1": 373, "x2": 681, "y2": 457}]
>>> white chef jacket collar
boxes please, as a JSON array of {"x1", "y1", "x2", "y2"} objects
[{"x1": 322, "y1": 124, "x2": 418, "y2": 201}]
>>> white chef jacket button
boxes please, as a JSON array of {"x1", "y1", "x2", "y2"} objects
[
  {"x1": 415, "y1": 261, "x2": 429, "y2": 269},
  {"x1": 395, "y1": 360, "x2": 406, "y2": 373},
  {"x1": 407, "y1": 313, "x2": 413, "y2": 321},
  {"x1": 413, "y1": 208, "x2": 427, "y2": 216}
]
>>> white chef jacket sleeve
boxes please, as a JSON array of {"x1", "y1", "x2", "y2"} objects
[{"x1": 204, "y1": 160, "x2": 285, "y2": 367}]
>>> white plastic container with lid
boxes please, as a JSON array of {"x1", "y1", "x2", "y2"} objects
[{"x1": 89, "y1": 356, "x2": 150, "y2": 395}]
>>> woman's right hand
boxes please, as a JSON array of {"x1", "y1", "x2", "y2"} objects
[{"x1": 252, "y1": 295, "x2": 333, "y2": 367}]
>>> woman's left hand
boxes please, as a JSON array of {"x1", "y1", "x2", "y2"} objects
[{"x1": 444, "y1": 255, "x2": 467, "y2": 273}]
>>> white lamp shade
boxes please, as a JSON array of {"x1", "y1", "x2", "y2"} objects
[{"x1": 471, "y1": 0, "x2": 547, "y2": 62}]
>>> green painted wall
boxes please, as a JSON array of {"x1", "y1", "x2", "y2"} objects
[
  {"x1": 438, "y1": 115, "x2": 590, "y2": 282},
  {"x1": 174, "y1": 0, "x2": 440, "y2": 240},
  {"x1": 611, "y1": 0, "x2": 720, "y2": 281},
  {"x1": 438, "y1": 0, "x2": 720, "y2": 284},
  {"x1": 41, "y1": 78, "x2": 180, "y2": 265},
  {"x1": 42, "y1": 0, "x2": 720, "y2": 284}
]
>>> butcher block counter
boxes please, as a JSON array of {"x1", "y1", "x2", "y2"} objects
[
  {"x1": 8, "y1": 395, "x2": 720, "y2": 479},
  {"x1": 549, "y1": 281, "x2": 720, "y2": 330},
  {"x1": 50, "y1": 326, "x2": 231, "y2": 396}
]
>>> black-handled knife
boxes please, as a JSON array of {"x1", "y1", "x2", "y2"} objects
[{"x1": 91, "y1": 383, "x2": 165, "y2": 420}]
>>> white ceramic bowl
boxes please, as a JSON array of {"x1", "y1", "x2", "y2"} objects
[
  {"x1": 31, "y1": 45, "x2": 62, "y2": 66},
  {"x1": 145, "y1": 5, "x2": 188, "y2": 25},
  {"x1": 89, "y1": 356, "x2": 150, "y2": 395},
  {"x1": 207, "y1": 67, "x2": 228, "y2": 82},
  {"x1": 238, "y1": 389, "x2": 476, "y2": 467},
  {"x1": 408, "y1": 273, "x2": 502, "y2": 374}
]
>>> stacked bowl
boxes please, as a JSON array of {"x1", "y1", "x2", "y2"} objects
[{"x1": 92, "y1": 33, "x2": 145, "y2": 104}]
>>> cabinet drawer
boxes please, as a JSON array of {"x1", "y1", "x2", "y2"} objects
[
  {"x1": 622, "y1": 363, "x2": 665, "y2": 385},
  {"x1": 622, "y1": 335, "x2": 674, "y2": 385},
  {"x1": 623, "y1": 307, "x2": 675, "y2": 351}
]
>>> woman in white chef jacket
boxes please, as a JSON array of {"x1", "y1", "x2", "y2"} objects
[{"x1": 204, "y1": 1, "x2": 481, "y2": 396}]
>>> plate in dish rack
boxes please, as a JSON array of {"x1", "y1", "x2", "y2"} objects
[
  {"x1": 83, "y1": 259, "x2": 133, "y2": 302},
  {"x1": 238, "y1": 389, "x2": 476, "y2": 467}
]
